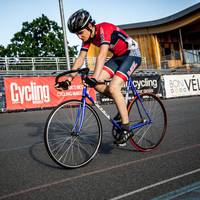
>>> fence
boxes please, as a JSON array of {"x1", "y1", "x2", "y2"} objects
[
  {"x1": 0, "y1": 76, "x2": 5, "y2": 111},
  {"x1": 1, "y1": 55, "x2": 200, "y2": 72},
  {"x1": 160, "y1": 50, "x2": 200, "y2": 69},
  {"x1": 184, "y1": 50, "x2": 200, "y2": 64},
  {"x1": 0, "y1": 55, "x2": 200, "y2": 112},
  {"x1": 0, "y1": 71, "x2": 162, "y2": 112},
  {"x1": 1, "y1": 66, "x2": 200, "y2": 113},
  {"x1": 0, "y1": 57, "x2": 75, "y2": 71},
  {"x1": 0, "y1": 56, "x2": 147, "y2": 71}
]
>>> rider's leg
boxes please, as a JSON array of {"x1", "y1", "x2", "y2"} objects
[
  {"x1": 109, "y1": 75, "x2": 133, "y2": 145},
  {"x1": 94, "y1": 70, "x2": 112, "y2": 98},
  {"x1": 95, "y1": 68, "x2": 129, "y2": 124},
  {"x1": 95, "y1": 54, "x2": 141, "y2": 144},
  {"x1": 108, "y1": 75, "x2": 129, "y2": 124},
  {"x1": 94, "y1": 67, "x2": 131, "y2": 144}
]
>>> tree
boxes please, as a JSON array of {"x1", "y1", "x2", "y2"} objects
[
  {"x1": 5, "y1": 14, "x2": 78, "y2": 57},
  {"x1": 0, "y1": 45, "x2": 7, "y2": 57}
]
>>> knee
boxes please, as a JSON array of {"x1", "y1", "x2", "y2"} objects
[
  {"x1": 95, "y1": 85, "x2": 104, "y2": 93},
  {"x1": 109, "y1": 84, "x2": 119, "y2": 95}
]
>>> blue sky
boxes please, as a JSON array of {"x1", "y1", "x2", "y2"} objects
[{"x1": 0, "y1": 0, "x2": 199, "y2": 48}]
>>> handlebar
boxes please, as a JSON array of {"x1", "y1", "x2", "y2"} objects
[
  {"x1": 54, "y1": 67, "x2": 111, "y2": 89},
  {"x1": 55, "y1": 67, "x2": 89, "y2": 85}
]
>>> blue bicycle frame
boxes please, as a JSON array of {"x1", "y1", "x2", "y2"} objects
[{"x1": 73, "y1": 77, "x2": 152, "y2": 133}]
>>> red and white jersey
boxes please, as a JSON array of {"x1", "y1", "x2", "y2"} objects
[{"x1": 81, "y1": 22, "x2": 140, "y2": 57}]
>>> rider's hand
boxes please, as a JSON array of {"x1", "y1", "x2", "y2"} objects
[
  {"x1": 83, "y1": 77, "x2": 97, "y2": 88},
  {"x1": 55, "y1": 77, "x2": 72, "y2": 91}
]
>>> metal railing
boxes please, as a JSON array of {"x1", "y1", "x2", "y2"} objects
[
  {"x1": 160, "y1": 49, "x2": 200, "y2": 66},
  {"x1": 183, "y1": 49, "x2": 200, "y2": 64},
  {"x1": 0, "y1": 56, "x2": 147, "y2": 72},
  {"x1": 0, "y1": 57, "x2": 76, "y2": 71}
]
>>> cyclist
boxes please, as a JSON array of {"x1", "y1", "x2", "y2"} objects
[{"x1": 57, "y1": 9, "x2": 141, "y2": 144}]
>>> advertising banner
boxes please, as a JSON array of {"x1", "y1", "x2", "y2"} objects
[
  {"x1": 4, "y1": 77, "x2": 96, "y2": 110},
  {"x1": 98, "y1": 74, "x2": 161, "y2": 104},
  {"x1": 163, "y1": 74, "x2": 200, "y2": 98},
  {"x1": 132, "y1": 74, "x2": 161, "y2": 94}
]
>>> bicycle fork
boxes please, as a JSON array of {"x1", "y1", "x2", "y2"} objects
[
  {"x1": 71, "y1": 91, "x2": 87, "y2": 135},
  {"x1": 71, "y1": 87, "x2": 95, "y2": 135}
]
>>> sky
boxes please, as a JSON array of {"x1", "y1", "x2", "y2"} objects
[{"x1": 0, "y1": 0, "x2": 200, "y2": 49}]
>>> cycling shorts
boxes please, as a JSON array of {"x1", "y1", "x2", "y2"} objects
[{"x1": 103, "y1": 50, "x2": 141, "y2": 81}]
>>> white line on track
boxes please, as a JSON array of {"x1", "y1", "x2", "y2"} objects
[
  {"x1": 109, "y1": 168, "x2": 200, "y2": 200},
  {"x1": 0, "y1": 143, "x2": 199, "y2": 200}
]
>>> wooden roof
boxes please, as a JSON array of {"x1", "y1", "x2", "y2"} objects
[{"x1": 119, "y1": 3, "x2": 200, "y2": 34}]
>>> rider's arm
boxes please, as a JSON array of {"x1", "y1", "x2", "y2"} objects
[
  {"x1": 68, "y1": 50, "x2": 87, "y2": 81},
  {"x1": 55, "y1": 50, "x2": 86, "y2": 91},
  {"x1": 93, "y1": 44, "x2": 109, "y2": 80}
]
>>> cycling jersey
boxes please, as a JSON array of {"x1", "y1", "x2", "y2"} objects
[
  {"x1": 81, "y1": 22, "x2": 140, "y2": 57},
  {"x1": 81, "y1": 22, "x2": 141, "y2": 81}
]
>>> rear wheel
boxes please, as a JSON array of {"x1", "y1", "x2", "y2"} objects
[{"x1": 128, "y1": 93, "x2": 167, "y2": 152}]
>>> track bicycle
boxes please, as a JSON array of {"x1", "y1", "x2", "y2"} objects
[{"x1": 44, "y1": 67, "x2": 167, "y2": 168}]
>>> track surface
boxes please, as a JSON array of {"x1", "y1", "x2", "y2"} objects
[{"x1": 0, "y1": 96, "x2": 200, "y2": 200}]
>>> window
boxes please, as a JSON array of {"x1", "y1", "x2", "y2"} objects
[{"x1": 160, "y1": 42, "x2": 180, "y2": 60}]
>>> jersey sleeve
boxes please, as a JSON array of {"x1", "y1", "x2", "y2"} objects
[
  {"x1": 80, "y1": 41, "x2": 90, "y2": 52},
  {"x1": 99, "y1": 23, "x2": 113, "y2": 45}
]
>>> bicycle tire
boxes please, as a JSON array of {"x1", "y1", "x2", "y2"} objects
[
  {"x1": 128, "y1": 93, "x2": 167, "y2": 152},
  {"x1": 44, "y1": 100, "x2": 102, "y2": 168}
]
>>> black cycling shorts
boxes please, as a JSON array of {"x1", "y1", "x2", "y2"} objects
[{"x1": 103, "y1": 50, "x2": 141, "y2": 81}]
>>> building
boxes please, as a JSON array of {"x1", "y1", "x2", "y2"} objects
[{"x1": 87, "y1": 3, "x2": 200, "y2": 70}]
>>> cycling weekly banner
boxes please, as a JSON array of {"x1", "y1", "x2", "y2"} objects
[
  {"x1": 163, "y1": 74, "x2": 200, "y2": 98},
  {"x1": 4, "y1": 76, "x2": 96, "y2": 110},
  {"x1": 98, "y1": 74, "x2": 161, "y2": 104}
]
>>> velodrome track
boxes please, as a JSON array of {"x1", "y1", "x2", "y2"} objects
[{"x1": 0, "y1": 96, "x2": 200, "y2": 200}]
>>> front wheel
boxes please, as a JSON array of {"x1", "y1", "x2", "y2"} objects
[
  {"x1": 44, "y1": 100, "x2": 102, "y2": 168},
  {"x1": 128, "y1": 93, "x2": 167, "y2": 152}
]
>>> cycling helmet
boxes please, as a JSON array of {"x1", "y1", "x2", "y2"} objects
[{"x1": 67, "y1": 9, "x2": 95, "y2": 33}]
